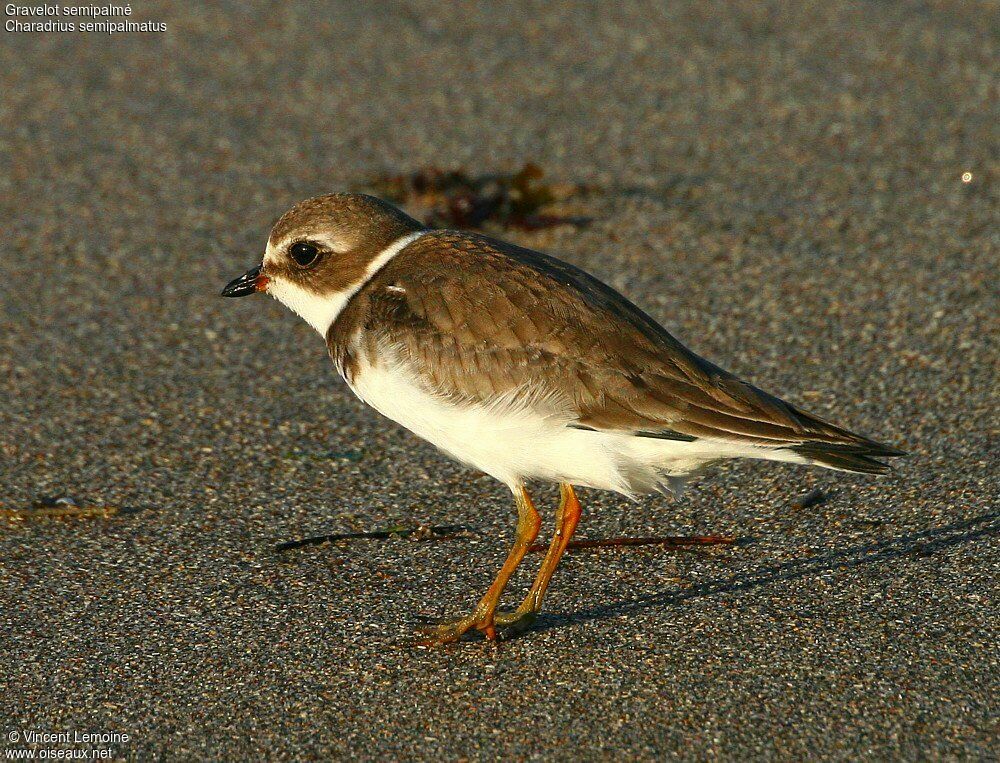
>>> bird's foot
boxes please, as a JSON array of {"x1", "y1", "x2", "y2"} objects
[
  {"x1": 415, "y1": 613, "x2": 498, "y2": 646},
  {"x1": 493, "y1": 609, "x2": 538, "y2": 638}
]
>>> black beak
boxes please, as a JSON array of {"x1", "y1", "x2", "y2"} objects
[{"x1": 221, "y1": 265, "x2": 268, "y2": 298}]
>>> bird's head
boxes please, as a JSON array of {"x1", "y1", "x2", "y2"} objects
[{"x1": 222, "y1": 193, "x2": 424, "y2": 335}]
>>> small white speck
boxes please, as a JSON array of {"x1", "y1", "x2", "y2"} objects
[
  {"x1": 961, "y1": 171, "x2": 973, "y2": 183},
  {"x1": 386, "y1": 285, "x2": 406, "y2": 294}
]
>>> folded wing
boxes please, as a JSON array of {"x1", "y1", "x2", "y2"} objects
[{"x1": 352, "y1": 231, "x2": 904, "y2": 473}]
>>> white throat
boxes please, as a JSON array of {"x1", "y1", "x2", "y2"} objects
[{"x1": 266, "y1": 231, "x2": 425, "y2": 336}]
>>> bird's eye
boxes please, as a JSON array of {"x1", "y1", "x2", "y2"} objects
[{"x1": 289, "y1": 242, "x2": 320, "y2": 267}]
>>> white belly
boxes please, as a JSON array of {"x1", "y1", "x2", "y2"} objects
[{"x1": 343, "y1": 354, "x2": 786, "y2": 497}]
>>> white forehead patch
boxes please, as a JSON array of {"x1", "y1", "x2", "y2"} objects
[{"x1": 265, "y1": 230, "x2": 426, "y2": 337}]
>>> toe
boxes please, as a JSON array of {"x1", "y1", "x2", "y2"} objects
[
  {"x1": 498, "y1": 612, "x2": 538, "y2": 640},
  {"x1": 493, "y1": 609, "x2": 526, "y2": 626},
  {"x1": 414, "y1": 616, "x2": 476, "y2": 646}
]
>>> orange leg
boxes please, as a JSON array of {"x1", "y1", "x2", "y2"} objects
[
  {"x1": 495, "y1": 483, "x2": 582, "y2": 632},
  {"x1": 418, "y1": 485, "x2": 541, "y2": 645}
]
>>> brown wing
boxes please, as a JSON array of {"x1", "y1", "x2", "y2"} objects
[{"x1": 338, "y1": 231, "x2": 902, "y2": 471}]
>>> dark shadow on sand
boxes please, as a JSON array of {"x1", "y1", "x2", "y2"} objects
[{"x1": 533, "y1": 511, "x2": 999, "y2": 633}]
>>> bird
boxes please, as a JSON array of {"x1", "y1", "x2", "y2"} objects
[{"x1": 222, "y1": 193, "x2": 904, "y2": 644}]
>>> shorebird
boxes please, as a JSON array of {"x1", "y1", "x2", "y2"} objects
[{"x1": 222, "y1": 193, "x2": 904, "y2": 644}]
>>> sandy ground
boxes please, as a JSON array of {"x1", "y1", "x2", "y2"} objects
[{"x1": 1, "y1": 1, "x2": 997, "y2": 759}]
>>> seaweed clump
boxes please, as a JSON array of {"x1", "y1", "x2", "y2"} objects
[{"x1": 370, "y1": 163, "x2": 590, "y2": 231}]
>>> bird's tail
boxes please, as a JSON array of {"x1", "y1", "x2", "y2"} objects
[
  {"x1": 789, "y1": 440, "x2": 907, "y2": 474},
  {"x1": 779, "y1": 405, "x2": 907, "y2": 474}
]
